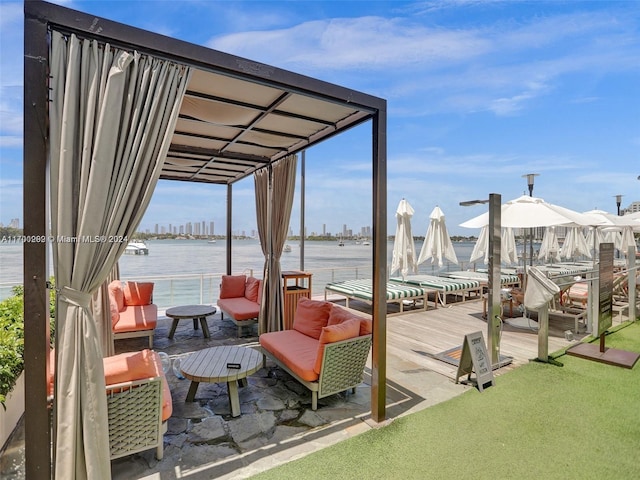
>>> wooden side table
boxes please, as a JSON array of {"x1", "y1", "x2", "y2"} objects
[
  {"x1": 282, "y1": 271, "x2": 312, "y2": 330},
  {"x1": 180, "y1": 346, "x2": 263, "y2": 417},
  {"x1": 166, "y1": 304, "x2": 217, "y2": 339}
]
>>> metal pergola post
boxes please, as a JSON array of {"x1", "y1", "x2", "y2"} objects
[
  {"x1": 371, "y1": 108, "x2": 387, "y2": 423},
  {"x1": 23, "y1": 7, "x2": 51, "y2": 479}
]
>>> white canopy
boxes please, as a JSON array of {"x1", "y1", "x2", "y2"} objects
[{"x1": 461, "y1": 195, "x2": 603, "y2": 229}]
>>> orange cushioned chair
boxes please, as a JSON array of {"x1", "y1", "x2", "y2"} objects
[{"x1": 109, "y1": 280, "x2": 157, "y2": 349}]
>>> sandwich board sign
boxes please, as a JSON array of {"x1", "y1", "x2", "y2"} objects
[{"x1": 455, "y1": 331, "x2": 495, "y2": 392}]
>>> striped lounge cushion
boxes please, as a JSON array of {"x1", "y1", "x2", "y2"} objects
[{"x1": 325, "y1": 279, "x2": 425, "y2": 301}]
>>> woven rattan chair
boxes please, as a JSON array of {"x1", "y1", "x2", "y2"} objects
[
  {"x1": 107, "y1": 376, "x2": 166, "y2": 460},
  {"x1": 264, "y1": 335, "x2": 372, "y2": 410}
]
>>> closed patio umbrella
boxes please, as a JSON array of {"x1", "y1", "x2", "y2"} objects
[
  {"x1": 390, "y1": 199, "x2": 418, "y2": 280},
  {"x1": 418, "y1": 205, "x2": 458, "y2": 268},
  {"x1": 561, "y1": 227, "x2": 591, "y2": 260},
  {"x1": 538, "y1": 226, "x2": 561, "y2": 263},
  {"x1": 469, "y1": 226, "x2": 518, "y2": 265}
]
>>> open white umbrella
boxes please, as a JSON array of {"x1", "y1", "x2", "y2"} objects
[
  {"x1": 538, "y1": 226, "x2": 561, "y2": 263},
  {"x1": 461, "y1": 195, "x2": 601, "y2": 229},
  {"x1": 418, "y1": 206, "x2": 458, "y2": 268},
  {"x1": 561, "y1": 227, "x2": 591, "y2": 260},
  {"x1": 390, "y1": 199, "x2": 418, "y2": 280}
]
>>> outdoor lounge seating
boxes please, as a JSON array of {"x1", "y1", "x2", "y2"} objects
[
  {"x1": 217, "y1": 274, "x2": 262, "y2": 336},
  {"x1": 389, "y1": 275, "x2": 482, "y2": 306},
  {"x1": 109, "y1": 280, "x2": 158, "y2": 349},
  {"x1": 324, "y1": 279, "x2": 430, "y2": 315},
  {"x1": 441, "y1": 270, "x2": 521, "y2": 288},
  {"x1": 47, "y1": 348, "x2": 171, "y2": 461},
  {"x1": 259, "y1": 298, "x2": 372, "y2": 410}
]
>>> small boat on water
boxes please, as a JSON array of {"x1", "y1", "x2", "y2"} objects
[
  {"x1": 208, "y1": 239, "x2": 217, "y2": 244},
  {"x1": 338, "y1": 240, "x2": 345, "y2": 247},
  {"x1": 283, "y1": 244, "x2": 292, "y2": 252},
  {"x1": 124, "y1": 241, "x2": 149, "y2": 255}
]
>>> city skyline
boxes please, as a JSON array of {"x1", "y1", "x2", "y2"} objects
[{"x1": 1, "y1": 1, "x2": 639, "y2": 236}]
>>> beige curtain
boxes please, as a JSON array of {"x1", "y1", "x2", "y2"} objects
[
  {"x1": 92, "y1": 263, "x2": 120, "y2": 357},
  {"x1": 255, "y1": 155, "x2": 297, "y2": 333},
  {"x1": 49, "y1": 31, "x2": 190, "y2": 479}
]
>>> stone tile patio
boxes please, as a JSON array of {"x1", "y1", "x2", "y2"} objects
[{"x1": 1, "y1": 306, "x2": 468, "y2": 479}]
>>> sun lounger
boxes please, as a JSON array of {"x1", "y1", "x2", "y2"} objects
[
  {"x1": 441, "y1": 271, "x2": 521, "y2": 288},
  {"x1": 324, "y1": 279, "x2": 431, "y2": 315},
  {"x1": 389, "y1": 275, "x2": 482, "y2": 306}
]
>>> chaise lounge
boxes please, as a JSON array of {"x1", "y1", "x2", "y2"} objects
[{"x1": 324, "y1": 278, "x2": 431, "y2": 315}]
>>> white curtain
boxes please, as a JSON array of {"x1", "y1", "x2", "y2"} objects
[
  {"x1": 255, "y1": 155, "x2": 298, "y2": 333},
  {"x1": 49, "y1": 31, "x2": 190, "y2": 479}
]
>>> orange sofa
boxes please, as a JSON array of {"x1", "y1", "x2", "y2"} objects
[
  {"x1": 259, "y1": 297, "x2": 372, "y2": 410},
  {"x1": 109, "y1": 280, "x2": 157, "y2": 348},
  {"x1": 217, "y1": 275, "x2": 262, "y2": 336}
]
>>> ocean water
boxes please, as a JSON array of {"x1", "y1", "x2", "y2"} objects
[{"x1": 0, "y1": 239, "x2": 478, "y2": 307}]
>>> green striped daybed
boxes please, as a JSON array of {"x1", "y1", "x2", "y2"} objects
[
  {"x1": 323, "y1": 279, "x2": 431, "y2": 315},
  {"x1": 389, "y1": 275, "x2": 482, "y2": 306},
  {"x1": 441, "y1": 271, "x2": 521, "y2": 288}
]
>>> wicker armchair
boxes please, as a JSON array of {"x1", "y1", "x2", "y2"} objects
[
  {"x1": 107, "y1": 376, "x2": 166, "y2": 460},
  {"x1": 262, "y1": 335, "x2": 371, "y2": 410}
]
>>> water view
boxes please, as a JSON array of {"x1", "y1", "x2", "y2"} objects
[{"x1": 0, "y1": 239, "x2": 480, "y2": 307}]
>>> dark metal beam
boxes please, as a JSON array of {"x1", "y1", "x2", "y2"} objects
[
  {"x1": 371, "y1": 104, "x2": 388, "y2": 423},
  {"x1": 23, "y1": 6, "x2": 51, "y2": 479}
]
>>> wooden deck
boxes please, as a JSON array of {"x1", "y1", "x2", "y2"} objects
[{"x1": 325, "y1": 295, "x2": 596, "y2": 381}]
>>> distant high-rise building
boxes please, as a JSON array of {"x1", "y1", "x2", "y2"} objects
[
  {"x1": 209, "y1": 221, "x2": 215, "y2": 236},
  {"x1": 154, "y1": 223, "x2": 159, "y2": 234},
  {"x1": 625, "y1": 201, "x2": 640, "y2": 214},
  {"x1": 322, "y1": 224, "x2": 326, "y2": 236}
]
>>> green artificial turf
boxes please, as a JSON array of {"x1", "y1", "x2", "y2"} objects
[{"x1": 253, "y1": 322, "x2": 640, "y2": 479}]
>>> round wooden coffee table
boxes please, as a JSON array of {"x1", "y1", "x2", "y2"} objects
[
  {"x1": 166, "y1": 304, "x2": 217, "y2": 339},
  {"x1": 180, "y1": 345, "x2": 263, "y2": 417}
]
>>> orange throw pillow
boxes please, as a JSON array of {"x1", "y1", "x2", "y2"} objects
[
  {"x1": 328, "y1": 305, "x2": 371, "y2": 336},
  {"x1": 220, "y1": 275, "x2": 247, "y2": 299},
  {"x1": 108, "y1": 280, "x2": 125, "y2": 312},
  {"x1": 292, "y1": 297, "x2": 332, "y2": 339},
  {"x1": 314, "y1": 318, "x2": 361, "y2": 374},
  {"x1": 245, "y1": 277, "x2": 260, "y2": 302},
  {"x1": 123, "y1": 281, "x2": 154, "y2": 306}
]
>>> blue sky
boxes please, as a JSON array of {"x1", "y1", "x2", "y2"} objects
[{"x1": 1, "y1": 0, "x2": 639, "y2": 237}]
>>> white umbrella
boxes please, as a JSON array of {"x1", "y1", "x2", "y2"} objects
[
  {"x1": 586, "y1": 226, "x2": 604, "y2": 255},
  {"x1": 619, "y1": 227, "x2": 638, "y2": 256},
  {"x1": 469, "y1": 226, "x2": 518, "y2": 265},
  {"x1": 461, "y1": 195, "x2": 600, "y2": 229},
  {"x1": 418, "y1": 205, "x2": 458, "y2": 268},
  {"x1": 561, "y1": 227, "x2": 591, "y2": 260},
  {"x1": 538, "y1": 226, "x2": 561, "y2": 263},
  {"x1": 469, "y1": 226, "x2": 489, "y2": 264},
  {"x1": 502, "y1": 227, "x2": 519, "y2": 265},
  {"x1": 390, "y1": 199, "x2": 418, "y2": 280}
]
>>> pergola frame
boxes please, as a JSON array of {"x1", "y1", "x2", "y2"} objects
[{"x1": 23, "y1": 1, "x2": 387, "y2": 478}]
